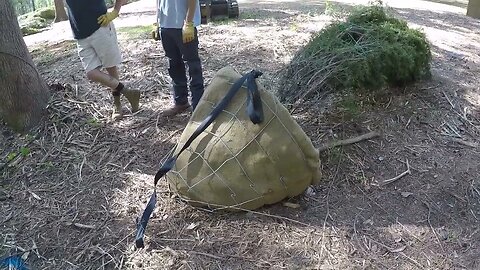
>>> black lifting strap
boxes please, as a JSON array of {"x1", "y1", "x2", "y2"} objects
[{"x1": 135, "y1": 70, "x2": 264, "y2": 248}]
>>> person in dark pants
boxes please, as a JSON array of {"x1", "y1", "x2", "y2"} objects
[{"x1": 153, "y1": 0, "x2": 205, "y2": 116}]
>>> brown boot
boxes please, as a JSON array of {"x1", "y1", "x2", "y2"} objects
[
  {"x1": 122, "y1": 87, "x2": 140, "y2": 112},
  {"x1": 162, "y1": 103, "x2": 191, "y2": 116},
  {"x1": 112, "y1": 95, "x2": 123, "y2": 121}
]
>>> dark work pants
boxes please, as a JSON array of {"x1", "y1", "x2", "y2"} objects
[{"x1": 160, "y1": 28, "x2": 204, "y2": 110}]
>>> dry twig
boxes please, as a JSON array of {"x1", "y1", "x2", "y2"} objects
[
  {"x1": 318, "y1": 131, "x2": 380, "y2": 152},
  {"x1": 449, "y1": 137, "x2": 478, "y2": 148},
  {"x1": 382, "y1": 159, "x2": 411, "y2": 185}
]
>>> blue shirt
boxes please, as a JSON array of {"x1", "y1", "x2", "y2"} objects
[
  {"x1": 65, "y1": 0, "x2": 107, "y2": 39},
  {"x1": 157, "y1": 0, "x2": 201, "y2": 29}
]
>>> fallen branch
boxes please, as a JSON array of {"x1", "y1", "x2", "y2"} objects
[
  {"x1": 65, "y1": 222, "x2": 96, "y2": 230},
  {"x1": 318, "y1": 131, "x2": 380, "y2": 152},
  {"x1": 382, "y1": 159, "x2": 411, "y2": 185}
]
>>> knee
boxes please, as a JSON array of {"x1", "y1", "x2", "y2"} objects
[
  {"x1": 169, "y1": 59, "x2": 185, "y2": 69},
  {"x1": 86, "y1": 70, "x2": 96, "y2": 81},
  {"x1": 187, "y1": 61, "x2": 202, "y2": 73}
]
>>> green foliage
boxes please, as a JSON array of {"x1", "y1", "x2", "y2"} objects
[
  {"x1": 20, "y1": 147, "x2": 30, "y2": 157},
  {"x1": 86, "y1": 118, "x2": 101, "y2": 127},
  {"x1": 4, "y1": 147, "x2": 30, "y2": 163},
  {"x1": 18, "y1": 6, "x2": 55, "y2": 35},
  {"x1": 277, "y1": 2, "x2": 431, "y2": 104},
  {"x1": 12, "y1": 0, "x2": 53, "y2": 16},
  {"x1": 35, "y1": 7, "x2": 55, "y2": 19},
  {"x1": 6, "y1": 152, "x2": 17, "y2": 162}
]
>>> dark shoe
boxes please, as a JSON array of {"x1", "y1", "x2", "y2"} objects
[
  {"x1": 122, "y1": 87, "x2": 140, "y2": 112},
  {"x1": 162, "y1": 103, "x2": 191, "y2": 116}
]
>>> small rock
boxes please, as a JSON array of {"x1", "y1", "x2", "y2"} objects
[
  {"x1": 305, "y1": 186, "x2": 316, "y2": 196},
  {"x1": 363, "y1": 218, "x2": 374, "y2": 226}
]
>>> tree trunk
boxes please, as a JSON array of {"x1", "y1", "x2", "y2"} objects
[
  {"x1": 0, "y1": 0, "x2": 49, "y2": 132},
  {"x1": 467, "y1": 0, "x2": 480, "y2": 18},
  {"x1": 53, "y1": 0, "x2": 68, "y2": 22}
]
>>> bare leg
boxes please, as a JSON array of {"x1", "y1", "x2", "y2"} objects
[
  {"x1": 86, "y1": 68, "x2": 120, "y2": 90},
  {"x1": 86, "y1": 67, "x2": 122, "y2": 120},
  {"x1": 106, "y1": 66, "x2": 119, "y2": 80}
]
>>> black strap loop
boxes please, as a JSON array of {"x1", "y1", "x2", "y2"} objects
[{"x1": 135, "y1": 70, "x2": 263, "y2": 248}]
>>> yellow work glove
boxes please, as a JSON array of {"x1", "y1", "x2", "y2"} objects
[
  {"x1": 182, "y1": 21, "x2": 195, "y2": 43},
  {"x1": 151, "y1": 23, "x2": 160, "y2": 41},
  {"x1": 97, "y1": 10, "x2": 119, "y2": 27}
]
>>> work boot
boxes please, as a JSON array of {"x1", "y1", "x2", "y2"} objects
[
  {"x1": 112, "y1": 95, "x2": 123, "y2": 121},
  {"x1": 162, "y1": 103, "x2": 191, "y2": 116},
  {"x1": 122, "y1": 87, "x2": 140, "y2": 112}
]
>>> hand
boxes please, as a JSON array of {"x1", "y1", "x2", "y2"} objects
[
  {"x1": 182, "y1": 21, "x2": 195, "y2": 43},
  {"x1": 97, "y1": 10, "x2": 119, "y2": 27},
  {"x1": 151, "y1": 23, "x2": 160, "y2": 41}
]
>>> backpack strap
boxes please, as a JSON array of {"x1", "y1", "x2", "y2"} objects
[{"x1": 135, "y1": 70, "x2": 263, "y2": 248}]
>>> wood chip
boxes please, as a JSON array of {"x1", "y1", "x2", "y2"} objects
[
  {"x1": 283, "y1": 202, "x2": 301, "y2": 209},
  {"x1": 390, "y1": 245, "x2": 406, "y2": 253}
]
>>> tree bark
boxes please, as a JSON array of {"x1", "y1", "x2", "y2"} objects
[
  {"x1": 0, "y1": 0, "x2": 49, "y2": 132},
  {"x1": 54, "y1": 0, "x2": 68, "y2": 22},
  {"x1": 467, "y1": 0, "x2": 480, "y2": 18}
]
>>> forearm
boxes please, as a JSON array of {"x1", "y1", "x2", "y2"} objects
[
  {"x1": 185, "y1": 0, "x2": 196, "y2": 23},
  {"x1": 113, "y1": 0, "x2": 124, "y2": 13}
]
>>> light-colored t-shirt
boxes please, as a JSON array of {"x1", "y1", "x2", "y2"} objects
[{"x1": 157, "y1": 0, "x2": 201, "y2": 29}]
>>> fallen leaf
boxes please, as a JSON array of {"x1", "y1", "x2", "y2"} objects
[{"x1": 401, "y1": 192, "x2": 413, "y2": 198}]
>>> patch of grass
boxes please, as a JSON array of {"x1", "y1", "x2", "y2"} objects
[
  {"x1": 6, "y1": 152, "x2": 17, "y2": 162},
  {"x1": 290, "y1": 22, "x2": 299, "y2": 32},
  {"x1": 86, "y1": 118, "x2": 101, "y2": 127},
  {"x1": 209, "y1": 17, "x2": 236, "y2": 25},
  {"x1": 20, "y1": 147, "x2": 30, "y2": 157},
  {"x1": 239, "y1": 11, "x2": 258, "y2": 20},
  {"x1": 338, "y1": 93, "x2": 361, "y2": 119},
  {"x1": 326, "y1": 145, "x2": 343, "y2": 164},
  {"x1": 117, "y1": 25, "x2": 153, "y2": 39}
]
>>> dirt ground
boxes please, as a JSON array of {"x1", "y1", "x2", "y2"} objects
[{"x1": 1, "y1": 0, "x2": 479, "y2": 269}]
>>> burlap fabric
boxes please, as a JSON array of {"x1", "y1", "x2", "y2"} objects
[{"x1": 166, "y1": 66, "x2": 320, "y2": 210}]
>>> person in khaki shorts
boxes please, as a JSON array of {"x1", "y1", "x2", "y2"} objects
[{"x1": 65, "y1": 0, "x2": 140, "y2": 120}]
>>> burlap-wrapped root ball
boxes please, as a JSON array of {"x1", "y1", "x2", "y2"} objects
[{"x1": 166, "y1": 66, "x2": 320, "y2": 210}]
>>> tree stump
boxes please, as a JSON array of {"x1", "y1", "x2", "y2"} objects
[
  {"x1": 467, "y1": 0, "x2": 480, "y2": 19},
  {"x1": 54, "y1": 0, "x2": 68, "y2": 22}
]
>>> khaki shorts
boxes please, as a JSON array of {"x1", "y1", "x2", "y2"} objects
[{"x1": 77, "y1": 22, "x2": 122, "y2": 72}]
